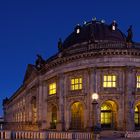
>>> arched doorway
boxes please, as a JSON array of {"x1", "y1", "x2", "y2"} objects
[
  {"x1": 134, "y1": 103, "x2": 140, "y2": 129},
  {"x1": 70, "y1": 102, "x2": 84, "y2": 130},
  {"x1": 101, "y1": 100, "x2": 118, "y2": 129},
  {"x1": 51, "y1": 106, "x2": 57, "y2": 129}
]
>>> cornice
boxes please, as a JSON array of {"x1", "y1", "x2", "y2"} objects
[{"x1": 41, "y1": 48, "x2": 140, "y2": 74}]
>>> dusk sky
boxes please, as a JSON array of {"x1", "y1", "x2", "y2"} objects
[{"x1": 0, "y1": 0, "x2": 140, "y2": 116}]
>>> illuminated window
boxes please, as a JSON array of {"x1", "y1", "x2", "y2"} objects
[
  {"x1": 76, "y1": 28, "x2": 80, "y2": 34},
  {"x1": 71, "y1": 77, "x2": 82, "y2": 90},
  {"x1": 103, "y1": 75, "x2": 116, "y2": 88},
  {"x1": 137, "y1": 76, "x2": 140, "y2": 88},
  {"x1": 135, "y1": 106, "x2": 139, "y2": 125},
  {"x1": 71, "y1": 102, "x2": 84, "y2": 129},
  {"x1": 112, "y1": 25, "x2": 115, "y2": 30},
  {"x1": 49, "y1": 82, "x2": 56, "y2": 95},
  {"x1": 101, "y1": 104, "x2": 112, "y2": 125}
]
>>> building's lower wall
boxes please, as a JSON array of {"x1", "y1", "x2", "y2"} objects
[{"x1": 3, "y1": 122, "x2": 40, "y2": 131}]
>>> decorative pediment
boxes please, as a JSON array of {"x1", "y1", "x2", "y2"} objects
[{"x1": 23, "y1": 64, "x2": 38, "y2": 83}]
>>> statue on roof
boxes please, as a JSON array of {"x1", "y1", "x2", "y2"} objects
[
  {"x1": 126, "y1": 25, "x2": 133, "y2": 43},
  {"x1": 35, "y1": 54, "x2": 45, "y2": 69},
  {"x1": 58, "y1": 38, "x2": 63, "y2": 51}
]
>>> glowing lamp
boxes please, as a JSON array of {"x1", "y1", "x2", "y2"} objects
[{"x1": 92, "y1": 93, "x2": 99, "y2": 101}]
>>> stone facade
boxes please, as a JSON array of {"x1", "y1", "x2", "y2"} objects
[{"x1": 3, "y1": 20, "x2": 140, "y2": 132}]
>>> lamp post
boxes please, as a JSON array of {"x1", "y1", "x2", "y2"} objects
[{"x1": 92, "y1": 93, "x2": 99, "y2": 132}]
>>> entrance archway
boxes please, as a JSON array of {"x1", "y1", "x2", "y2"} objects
[
  {"x1": 101, "y1": 100, "x2": 118, "y2": 129},
  {"x1": 70, "y1": 102, "x2": 84, "y2": 130}
]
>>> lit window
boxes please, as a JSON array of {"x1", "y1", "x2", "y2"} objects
[
  {"x1": 76, "y1": 28, "x2": 80, "y2": 34},
  {"x1": 135, "y1": 106, "x2": 139, "y2": 125},
  {"x1": 137, "y1": 76, "x2": 140, "y2": 88},
  {"x1": 112, "y1": 25, "x2": 115, "y2": 30},
  {"x1": 49, "y1": 82, "x2": 56, "y2": 95},
  {"x1": 71, "y1": 77, "x2": 82, "y2": 90},
  {"x1": 101, "y1": 104, "x2": 112, "y2": 125},
  {"x1": 103, "y1": 75, "x2": 116, "y2": 88}
]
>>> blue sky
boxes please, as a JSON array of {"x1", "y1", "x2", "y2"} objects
[{"x1": 0, "y1": 0, "x2": 140, "y2": 116}]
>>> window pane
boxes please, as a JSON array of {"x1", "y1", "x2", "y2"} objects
[
  {"x1": 104, "y1": 76, "x2": 107, "y2": 81},
  {"x1": 49, "y1": 82, "x2": 56, "y2": 95},
  {"x1": 71, "y1": 79, "x2": 74, "y2": 84},
  {"x1": 135, "y1": 113, "x2": 138, "y2": 124},
  {"x1": 79, "y1": 78, "x2": 82, "y2": 83},
  {"x1": 137, "y1": 76, "x2": 140, "y2": 88},
  {"x1": 108, "y1": 76, "x2": 111, "y2": 81},
  {"x1": 75, "y1": 84, "x2": 78, "y2": 90},
  {"x1": 112, "y1": 76, "x2": 116, "y2": 81},
  {"x1": 112, "y1": 82, "x2": 116, "y2": 87},
  {"x1": 79, "y1": 84, "x2": 82, "y2": 89},
  {"x1": 75, "y1": 79, "x2": 78, "y2": 84}
]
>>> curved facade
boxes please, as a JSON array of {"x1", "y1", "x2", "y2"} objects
[{"x1": 3, "y1": 20, "x2": 140, "y2": 131}]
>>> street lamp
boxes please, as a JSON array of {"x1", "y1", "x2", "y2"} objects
[
  {"x1": 92, "y1": 93, "x2": 99, "y2": 132},
  {"x1": 92, "y1": 93, "x2": 99, "y2": 103}
]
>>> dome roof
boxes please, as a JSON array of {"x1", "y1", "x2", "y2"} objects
[{"x1": 63, "y1": 20, "x2": 126, "y2": 48}]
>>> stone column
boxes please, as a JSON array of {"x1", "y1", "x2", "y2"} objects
[
  {"x1": 28, "y1": 93, "x2": 32, "y2": 123},
  {"x1": 56, "y1": 73, "x2": 64, "y2": 131},
  {"x1": 41, "y1": 81, "x2": 48, "y2": 130},
  {"x1": 88, "y1": 68, "x2": 94, "y2": 130},
  {"x1": 89, "y1": 68, "x2": 101, "y2": 130},
  {"x1": 124, "y1": 66, "x2": 135, "y2": 131},
  {"x1": 38, "y1": 81, "x2": 43, "y2": 124},
  {"x1": 118, "y1": 104, "x2": 124, "y2": 130}
]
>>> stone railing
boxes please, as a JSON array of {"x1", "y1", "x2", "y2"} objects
[
  {"x1": 0, "y1": 131, "x2": 95, "y2": 140},
  {"x1": 0, "y1": 131, "x2": 11, "y2": 139},
  {"x1": 125, "y1": 131, "x2": 140, "y2": 138}
]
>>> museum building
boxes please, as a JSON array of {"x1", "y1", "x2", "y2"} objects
[{"x1": 3, "y1": 19, "x2": 140, "y2": 131}]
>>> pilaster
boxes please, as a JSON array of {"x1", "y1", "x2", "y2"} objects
[
  {"x1": 38, "y1": 81, "x2": 43, "y2": 123},
  {"x1": 56, "y1": 73, "x2": 65, "y2": 131},
  {"x1": 88, "y1": 67, "x2": 101, "y2": 130},
  {"x1": 41, "y1": 81, "x2": 48, "y2": 130},
  {"x1": 124, "y1": 66, "x2": 136, "y2": 131}
]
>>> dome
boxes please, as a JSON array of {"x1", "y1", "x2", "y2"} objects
[{"x1": 63, "y1": 20, "x2": 126, "y2": 48}]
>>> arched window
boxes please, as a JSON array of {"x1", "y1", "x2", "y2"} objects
[
  {"x1": 101, "y1": 104, "x2": 112, "y2": 127},
  {"x1": 70, "y1": 102, "x2": 84, "y2": 130},
  {"x1": 135, "y1": 106, "x2": 139, "y2": 127},
  {"x1": 51, "y1": 106, "x2": 57, "y2": 129}
]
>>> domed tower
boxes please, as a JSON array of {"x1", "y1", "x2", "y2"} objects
[
  {"x1": 63, "y1": 20, "x2": 126, "y2": 48},
  {"x1": 41, "y1": 20, "x2": 140, "y2": 131}
]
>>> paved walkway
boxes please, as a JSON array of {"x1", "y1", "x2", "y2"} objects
[{"x1": 99, "y1": 130, "x2": 140, "y2": 140}]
